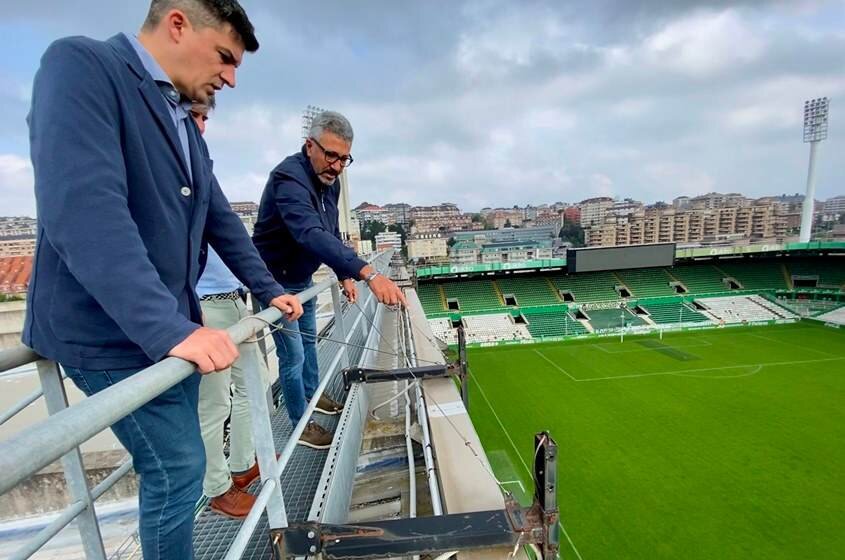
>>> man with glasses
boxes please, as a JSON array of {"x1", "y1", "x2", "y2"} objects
[{"x1": 253, "y1": 111, "x2": 405, "y2": 449}]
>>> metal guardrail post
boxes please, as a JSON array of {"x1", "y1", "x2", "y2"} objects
[
  {"x1": 36, "y1": 360, "x2": 107, "y2": 560},
  {"x1": 249, "y1": 294, "x2": 270, "y2": 366},
  {"x1": 330, "y1": 282, "x2": 350, "y2": 369},
  {"x1": 239, "y1": 339, "x2": 288, "y2": 529}
]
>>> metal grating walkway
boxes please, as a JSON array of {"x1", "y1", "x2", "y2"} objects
[{"x1": 191, "y1": 298, "x2": 375, "y2": 560}]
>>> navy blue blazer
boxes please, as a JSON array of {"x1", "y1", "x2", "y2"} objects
[
  {"x1": 23, "y1": 34, "x2": 285, "y2": 369},
  {"x1": 252, "y1": 147, "x2": 368, "y2": 286}
]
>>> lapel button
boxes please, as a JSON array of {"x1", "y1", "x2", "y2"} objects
[{"x1": 180, "y1": 186, "x2": 192, "y2": 197}]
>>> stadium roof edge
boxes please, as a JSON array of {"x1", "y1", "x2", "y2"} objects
[{"x1": 416, "y1": 241, "x2": 845, "y2": 279}]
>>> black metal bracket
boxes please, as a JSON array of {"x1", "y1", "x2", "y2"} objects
[
  {"x1": 275, "y1": 431, "x2": 559, "y2": 559},
  {"x1": 342, "y1": 364, "x2": 453, "y2": 391}
]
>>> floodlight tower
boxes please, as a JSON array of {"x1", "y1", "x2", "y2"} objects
[
  {"x1": 301, "y1": 104, "x2": 325, "y2": 140},
  {"x1": 799, "y1": 97, "x2": 830, "y2": 243}
]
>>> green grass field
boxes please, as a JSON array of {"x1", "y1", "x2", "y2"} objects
[{"x1": 467, "y1": 322, "x2": 845, "y2": 559}]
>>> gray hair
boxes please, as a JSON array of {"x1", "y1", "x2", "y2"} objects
[{"x1": 309, "y1": 111, "x2": 354, "y2": 143}]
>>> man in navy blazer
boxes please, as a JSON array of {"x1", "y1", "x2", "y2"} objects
[{"x1": 24, "y1": 1, "x2": 301, "y2": 558}]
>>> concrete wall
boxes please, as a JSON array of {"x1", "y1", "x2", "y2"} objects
[{"x1": 0, "y1": 300, "x2": 25, "y2": 350}]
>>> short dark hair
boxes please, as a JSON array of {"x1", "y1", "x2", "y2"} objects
[{"x1": 143, "y1": 0, "x2": 259, "y2": 52}]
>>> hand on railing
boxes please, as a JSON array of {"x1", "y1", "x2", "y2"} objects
[
  {"x1": 368, "y1": 274, "x2": 407, "y2": 307},
  {"x1": 341, "y1": 278, "x2": 358, "y2": 304},
  {"x1": 167, "y1": 327, "x2": 239, "y2": 374},
  {"x1": 270, "y1": 293, "x2": 304, "y2": 321}
]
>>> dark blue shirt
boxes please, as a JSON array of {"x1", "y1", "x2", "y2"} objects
[{"x1": 253, "y1": 147, "x2": 367, "y2": 285}]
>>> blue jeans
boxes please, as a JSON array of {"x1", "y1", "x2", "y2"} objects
[
  {"x1": 63, "y1": 366, "x2": 204, "y2": 560},
  {"x1": 271, "y1": 281, "x2": 318, "y2": 425}
]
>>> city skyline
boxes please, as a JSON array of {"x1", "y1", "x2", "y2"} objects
[{"x1": 1, "y1": 1, "x2": 844, "y2": 216}]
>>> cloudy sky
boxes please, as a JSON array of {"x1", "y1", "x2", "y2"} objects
[{"x1": 1, "y1": 0, "x2": 844, "y2": 216}]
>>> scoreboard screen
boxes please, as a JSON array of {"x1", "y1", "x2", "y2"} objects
[{"x1": 567, "y1": 243, "x2": 675, "y2": 273}]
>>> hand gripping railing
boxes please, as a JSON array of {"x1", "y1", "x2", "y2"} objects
[{"x1": 0, "y1": 250, "x2": 392, "y2": 559}]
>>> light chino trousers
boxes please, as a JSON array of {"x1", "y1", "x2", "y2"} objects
[{"x1": 198, "y1": 297, "x2": 269, "y2": 498}]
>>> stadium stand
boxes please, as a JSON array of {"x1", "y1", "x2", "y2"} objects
[
  {"x1": 495, "y1": 275, "x2": 560, "y2": 307},
  {"x1": 417, "y1": 282, "x2": 445, "y2": 315},
  {"x1": 669, "y1": 263, "x2": 727, "y2": 294},
  {"x1": 440, "y1": 278, "x2": 502, "y2": 312},
  {"x1": 815, "y1": 305, "x2": 845, "y2": 325},
  {"x1": 549, "y1": 271, "x2": 620, "y2": 302},
  {"x1": 697, "y1": 295, "x2": 795, "y2": 323},
  {"x1": 616, "y1": 267, "x2": 677, "y2": 298},
  {"x1": 524, "y1": 312, "x2": 588, "y2": 339},
  {"x1": 642, "y1": 301, "x2": 711, "y2": 325},
  {"x1": 787, "y1": 257, "x2": 845, "y2": 289},
  {"x1": 428, "y1": 317, "x2": 458, "y2": 345},
  {"x1": 462, "y1": 314, "x2": 532, "y2": 343},
  {"x1": 717, "y1": 259, "x2": 788, "y2": 291},
  {"x1": 585, "y1": 308, "x2": 646, "y2": 330}
]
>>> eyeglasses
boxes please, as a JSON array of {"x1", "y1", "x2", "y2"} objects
[{"x1": 310, "y1": 137, "x2": 354, "y2": 168}]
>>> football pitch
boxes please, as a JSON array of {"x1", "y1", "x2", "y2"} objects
[{"x1": 466, "y1": 322, "x2": 845, "y2": 559}]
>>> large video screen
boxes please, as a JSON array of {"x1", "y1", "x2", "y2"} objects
[{"x1": 567, "y1": 243, "x2": 675, "y2": 273}]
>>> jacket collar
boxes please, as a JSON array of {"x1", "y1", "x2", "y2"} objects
[{"x1": 108, "y1": 33, "x2": 192, "y2": 184}]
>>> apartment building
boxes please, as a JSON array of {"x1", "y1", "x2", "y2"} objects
[
  {"x1": 578, "y1": 197, "x2": 614, "y2": 227},
  {"x1": 585, "y1": 202, "x2": 788, "y2": 247},
  {"x1": 407, "y1": 233, "x2": 448, "y2": 261}
]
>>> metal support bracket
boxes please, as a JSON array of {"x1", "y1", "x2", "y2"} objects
[
  {"x1": 275, "y1": 432, "x2": 559, "y2": 559},
  {"x1": 342, "y1": 364, "x2": 451, "y2": 390}
]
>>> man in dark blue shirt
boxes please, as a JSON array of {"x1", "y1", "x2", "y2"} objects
[
  {"x1": 25, "y1": 1, "x2": 301, "y2": 557},
  {"x1": 253, "y1": 111, "x2": 405, "y2": 448}
]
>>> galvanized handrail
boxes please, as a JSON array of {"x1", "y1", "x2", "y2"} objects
[
  {"x1": 0, "y1": 250, "x2": 391, "y2": 559},
  {"x1": 0, "y1": 275, "x2": 349, "y2": 494}
]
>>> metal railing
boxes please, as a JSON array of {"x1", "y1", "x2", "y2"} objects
[{"x1": 0, "y1": 251, "x2": 392, "y2": 559}]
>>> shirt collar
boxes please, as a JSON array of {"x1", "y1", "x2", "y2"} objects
[{"x1": 126, "y1": 33, "x2": 192, "y2": 113}]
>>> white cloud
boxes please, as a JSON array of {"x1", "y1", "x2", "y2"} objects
[
  {"x1": 643, "y1": 10, "x2": 766, "y2": 77},
  {"x1": 724, "y1": 75, "x2": 845, "y2": 132},
  {"x1": 644, "y1": 162, "x2": 716, "y2": 199}
]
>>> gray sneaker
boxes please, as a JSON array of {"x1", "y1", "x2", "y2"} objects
[
  {"x1": 298, "y1": 421, "x2": 333, "y2": 450},
  {"x1": 315, "y1": 394, "x2": 344, "y2": 415}
]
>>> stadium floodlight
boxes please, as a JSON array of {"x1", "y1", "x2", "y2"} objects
[
  {"x1": 799, "y1": 97, "x2": 830, "y2": 243},
  {"x1": 301, "y1": 104, "x2": 326, "y2": 140}
]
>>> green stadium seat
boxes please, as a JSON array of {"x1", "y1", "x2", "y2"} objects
[
  {"x1": 496, "y1": 275, "x2": 559, "y2": 307},
  {"x1": 616, "y1": 267, "x2": 677, "y2": 298},
  {"x1": 549, "y1": 271, "x2": 620, "y2": 302},
  {"x1": 787, "y1": 257, "x2": 845, "y2": 289},
  {"x1": 641, "y1": 301, "x2": 710, "y2": 325},
  {"x1": 440, "y1": 279, "x2": 503, "y2": 312},
  {"x1": 417, "y1": 282, "x2": 445, "y2": 315},
  {"x1": 670, "y1": 264, "x2": 727, "y2": 294},
  {"x1": 717, "y1": 259, "x2": 787, "y2": 291},
  {"x1": 524, "y1": 312, "x2": 588, "y2": 338}
]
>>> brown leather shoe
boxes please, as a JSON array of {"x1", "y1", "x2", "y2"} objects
[
  {"x1": 231, "y1": 462, "x2": 260, "y2": 490},
  {"x1": 298, "y1": 421, "x2": 333, "y2": 449},
  {"x1": 232, "y1": 452, "x2": 282, "y2": 490},
  {"x1": 209, "y1": 485, "x2": 256, "y2": 519},
  {"x1": 315, "y1": 394, "x2": 344, "y2": 415}
]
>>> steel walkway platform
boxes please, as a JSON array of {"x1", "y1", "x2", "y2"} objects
[{"x1": 191, "y1": 298, "x2": 378, "y2": 560}]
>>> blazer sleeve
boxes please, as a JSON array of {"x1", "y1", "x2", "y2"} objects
[
  {"x1": 204, "y1": 174, "x2": 285, "y2": 306},
  {"x1": 272, "y1": 173, "x2": 367, "y2": 280},
  {"x1": 29, "y1": 38, "x2": 199, "y2": 361}
]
